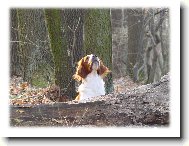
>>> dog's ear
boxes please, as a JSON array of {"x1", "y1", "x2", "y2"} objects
[
  {"x1": 97, "y1": 60, "x2": 111, "y2": 78},
  {"x1": 73, "y1": 58, "x2": 89, "y2": 82}
]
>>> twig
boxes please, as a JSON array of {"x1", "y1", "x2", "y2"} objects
[
  {"x1": 154, "y1": 8, "x2": 168, "y2": 16},
  {"x1": 146, "y1": 30, "x2": 156, "y2": 46},
  {"x1": 67, "y1": 17, "x2": 81, "y2": 67},
  {"x1": 155, "y1": 13, "x2": 167, "y2": 32},
  {"x1": 11, "y1": 27, "x2": 49, "y2": 49}
]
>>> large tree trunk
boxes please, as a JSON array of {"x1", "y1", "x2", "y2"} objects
[
  {"x1": 84, "y1": 9, "x2": 113, "y2": 94},
  {"x1": 62, "y1": 9, "x2": 85, "y2": 64},
  {"x1": 62, "y1": 9, "x2": 84, "y2": 99},
  {"x1": 45, "y1": 9, "x2": 76, "y2": 99}
]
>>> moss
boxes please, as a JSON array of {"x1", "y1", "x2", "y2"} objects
[
  {"x1": 31, "y1": 64, "x2": 55, "y2": 88},
  {"x1": 44, "y1": 9, "x2": 76, "y2": 98},
  {"x1": 45, "y1": 9, "x2": 65, "y2": 86},
  {"x1": 31, "y1": 75, "x2": 47, "y2": 88},
  {"x1": 84, "y1": 9, "x2": 113, "y2": 93}
]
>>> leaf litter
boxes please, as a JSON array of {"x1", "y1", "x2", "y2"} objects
[{"x1": 10, "y1": 75, "x2": 141, "y2": 106}]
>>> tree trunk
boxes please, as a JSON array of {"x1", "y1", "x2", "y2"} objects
[
  {"x1": 10, "y1": 9, "x2": 21, "y2": 77},
  {"x1": 61, "y1": 9, "x2": 85, "y2": 99},
  {"x1": 16, "y1": 9, "x2": 32, "y2": 81},
  {"x1": 145, "y1": 9, "x2": 168, "y2": 83},
  {"x1": 62, "y1": 9, "x2": 85, "y2": 64},
  {"x1": 45, "y1": 9, "x2": 76, "y2": 99},
  {"x1": 12, "y1": 9, "x2": 53, "y2": 86},
  {"x1": 111, "y1": 9, "x2": 128, "y2": 78},
  {"x1": 127, "y1": 9, "x2": 143, "y2": 78},
  {"x1": 84, "y1": 9, "x2": 113, "y2": 94}
]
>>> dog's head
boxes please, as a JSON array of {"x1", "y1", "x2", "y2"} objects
[{"x1": 73, "y1": 54, "x2": 110, "y2": 81}]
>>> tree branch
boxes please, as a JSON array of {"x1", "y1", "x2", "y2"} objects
[{"x1": 154, "y1": 8, "x2": 168, "y2": 16}]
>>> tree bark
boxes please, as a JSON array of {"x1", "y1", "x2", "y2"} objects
[
  {"x1": 62, "y1": 9, "x2": 85, "y2": 64},
  {"x1": 45, "y1": 9, "x2": 76, "y2": 99},
  {"x1": 127, "y1": 9, "x2": 143, "y2": 78},
  {"x1": 10, "y1": 9, "x2": 21, "y2": 77},
  {"x1": 84, "y1": 9, "x2": 113, "y2": 94},
  {"x1": 16, "y1": 9, "x2": 32, "y2": 81},
  {"x1": 11, "y1": 9, "x2": 53, "y2": 86},
  {"x1": 146, "y1": 9, "x2": 168, "y2": 83}
]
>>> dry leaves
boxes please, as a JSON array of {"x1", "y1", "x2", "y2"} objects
[
  {"x1": 113, "y1": 76, "x2": 141, "y2": 94},
  {"x1": 10, "y1": 75, "x2": 140, "y2": 106},
  {"x1": 10, "y1": 76, "x2": 54, "y2": 106}
]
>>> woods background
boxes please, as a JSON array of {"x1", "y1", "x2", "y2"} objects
[{"x1": 10, "y1": 8, "x2": 170, "y2": 100}]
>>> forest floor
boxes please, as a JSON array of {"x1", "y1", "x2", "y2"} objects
[
  {"x1": 9, "y1": 75, "x2": 141, "y2": 106},
  {"x1": 10, "y1": 74, "x2": 169, "y2": 127}
]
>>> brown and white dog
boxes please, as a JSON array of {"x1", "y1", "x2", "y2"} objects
[{"x1": 73, "y1": 54, "x2": 110, "y2": 101}]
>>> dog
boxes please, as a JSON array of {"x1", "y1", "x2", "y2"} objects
[{"x1": 73, "y1": 54, "x2": 110, "y2": 101}]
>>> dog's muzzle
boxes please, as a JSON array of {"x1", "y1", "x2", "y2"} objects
[{"x1": 91, "y1": 54, "x2": 99, "y2": 70}]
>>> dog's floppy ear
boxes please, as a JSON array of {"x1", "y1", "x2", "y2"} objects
[
  {"x1": 97, "y1": 60, "x2": 111, "y2": 78},
  {"x1": 73, "y1": 58, "x2": 88, "y2": 82}
]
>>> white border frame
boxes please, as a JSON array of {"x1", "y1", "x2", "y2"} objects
[{"x1": 0, "y1": 0, "x2": 180, "y2": 137}]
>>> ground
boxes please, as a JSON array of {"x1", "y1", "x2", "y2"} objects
[
  {"x1": 9, "y1": 75, "x2": 141, "y2": 106},
  {"x1": 10, "y1": 74, "x2": 169, "y2": 127}
]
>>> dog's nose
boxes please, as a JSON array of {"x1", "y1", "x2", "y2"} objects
[
  {"x1": 92, "y1": 54, "x2": 97, "y2": 58},
  {"x1": 91, "y1": 54, "x2": 98, "y2": 62}
]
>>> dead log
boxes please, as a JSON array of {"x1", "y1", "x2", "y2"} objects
[{"x1": 10, "y1": 73, "x2": 170, "y2": 127}]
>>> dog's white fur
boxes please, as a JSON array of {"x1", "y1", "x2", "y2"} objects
[
  {"x1": 73, "y1": 54, "x2": 109, "y2": 101},
  {"x1": 78, "y1": 70, "x2": 105, "y2": 101}
]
